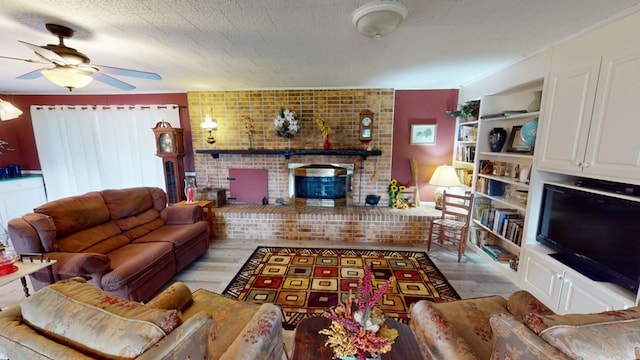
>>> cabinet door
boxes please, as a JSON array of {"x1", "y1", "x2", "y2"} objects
[
  {"x1": 558, "y1": 271, "x2": 635, "y2": 314},
  {"x1": 0, "y1": 177, "x2": 47, "y2": 225},
  {"x1": 521, "y1": 251, "x2": 563, "y2": 310},
  {"x1": 583, "y1": 52, "x2": 640, "y2": 182},
  {"x1": 535, "y1": 59, "x2": 601, "y2": 174}
]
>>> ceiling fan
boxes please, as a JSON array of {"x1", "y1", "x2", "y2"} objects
[{"x1": 0, "y1": 23, "x2": 161, "y2": 91}]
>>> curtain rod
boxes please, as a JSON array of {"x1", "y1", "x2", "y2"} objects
[{"x1": 33, "y1": 105, "x2": 185, "y2": 110}]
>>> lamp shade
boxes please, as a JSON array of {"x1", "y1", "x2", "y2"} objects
[
  {"x1": 0, "y1": 99, "x2": 23, "y2": 121},
  {"x1": 200, "y1": 115, "x2": 218, "y2": 130},
  {"x1": 42, "y1": 67, "x2": 93, "y2": 90},
  {"x1": 429, "y1": 165, "x2": 462, "y2": 187},
  {"x1": 352, "y1": 0, "x2": 408, "y2": 39}
]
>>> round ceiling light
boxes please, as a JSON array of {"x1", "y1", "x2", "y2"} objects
[{"x1": 351, "y1": 0, "x2": 409, "y2": 39}]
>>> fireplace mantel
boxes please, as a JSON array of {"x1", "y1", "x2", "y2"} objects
[{"x1": 196, "y1": 149, "x2": 382, "y2": 160}]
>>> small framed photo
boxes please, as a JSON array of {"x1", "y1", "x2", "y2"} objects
[
  {"x1": 506, "y1": 126, "x2": 532, "y2": 153},
  {"x1": 410, "y1": 124, "x2": 437, "y2": 145}
]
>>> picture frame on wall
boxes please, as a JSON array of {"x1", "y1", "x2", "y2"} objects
[
  {"x1": 506, "y1": 125, "x2": 532, "y2": 153},
  {"x1": 410, "y1": 124, "x2": 437, "y2": 145}
]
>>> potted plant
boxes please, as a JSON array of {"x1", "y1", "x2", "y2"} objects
[{"x1": 446, "y1": 100, "x2": 480, "y2": 120}]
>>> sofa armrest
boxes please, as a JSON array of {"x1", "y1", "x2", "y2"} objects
[
  {"x1": 28, "y1": 252, "x2": 110, "y2": 286},
  {"x1": 489, "y1": 314, "x2": 571, "y2": 360},
  {"x1": 409, "y1": 300, "x2": 479, "y2": 360},
  {"x1": 137, "y1": 311, "x2": 214, "y2": 360},
  {"x1": 161, "y1": 205, "x2": 203, "y2": 225},
  {"x1": 220, "y1": 303, "x2": 285, "y2": 360}
]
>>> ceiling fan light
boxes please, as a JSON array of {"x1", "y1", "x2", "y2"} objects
[
  {"x1": 352, "y1": 0, "x2": 408, "y2": 39},
  {"x1": 0, "y1": 99, "x2": 23, "y2": 121},
  {"x1": 42, "y1": 67, "x2": 93, "y2": 90}
]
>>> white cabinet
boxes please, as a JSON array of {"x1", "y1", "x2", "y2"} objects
[
  {"x1": 536, "y1": 48, "x2": 640, "y2": 184},
  {"x1": 0, "y1": 176, "x2": 47, "y2": 227},
  {"x1": 521, "y1": 246, "x2": 635, "y2": 314}
]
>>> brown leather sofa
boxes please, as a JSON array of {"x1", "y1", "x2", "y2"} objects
[{"x1": 8, "y1": 187, "x2": 209, "y2": 301}]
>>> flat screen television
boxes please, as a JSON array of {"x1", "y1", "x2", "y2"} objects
[{"x1": 536, "y1": 183, "x2": 640, "y2": 293}]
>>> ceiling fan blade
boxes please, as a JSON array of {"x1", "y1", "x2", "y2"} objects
[
  {"x1": 94, "y1": 65, "x2": 162, "y2": 80},
  {"x1": 92, "y1": 72, "x2": 136, "y2": 90},
  {"x1": 19, "y1": 40, "x2": 68, "y2": 65},
  {"x1": 0, "y1": 55, "x2": 49, "y2": 64},
  {"x1": 16, "y1": 68, "x2": 45, "y2": 80}
]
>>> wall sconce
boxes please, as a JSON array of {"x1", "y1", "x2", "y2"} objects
[
  {"x1": 200, "y1": 115, "x2": 218, "y2": 144},
  {"x1": 0, "y1": 98, "x2": 23, "y2": 121},
  {"x1": 428, "y1": 165, "x2": 462, "y2": 209}
]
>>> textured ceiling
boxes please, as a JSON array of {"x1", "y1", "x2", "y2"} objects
[{"x1": 1, "y1": 0, "x2": 639, "y2": 94}]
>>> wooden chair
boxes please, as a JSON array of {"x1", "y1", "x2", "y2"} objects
[{"x1": 427, "y1": 191, "x2": 474, "y2": 262}]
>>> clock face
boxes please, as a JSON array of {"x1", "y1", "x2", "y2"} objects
[
  {"x1": 159, "y1": 133, "x2": 173, "y2": 152},
  {"x1": 362, "y1": 116, "x2": 372, "y2": 126}
]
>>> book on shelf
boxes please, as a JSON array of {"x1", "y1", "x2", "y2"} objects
[
  {"x1": 493, "y1": 209, "x2": 521, "y2": 234},
  {"x1": 503, "y1": 218, "x2": 525, "y2": 246},
  {"x1": 455, "y1": 167, "x2": 474, "y2": 187},
  {"x1": 481, "y1": 245, "x2": 515, "y2": 261}
]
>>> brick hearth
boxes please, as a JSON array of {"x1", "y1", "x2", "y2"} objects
[{"x1": 210, "y1": 204, "x2": 440, "y2": 243}]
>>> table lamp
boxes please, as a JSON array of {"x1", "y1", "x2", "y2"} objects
[{"x1": 428, "y1": 165, "x2": 462, "y2": 209}]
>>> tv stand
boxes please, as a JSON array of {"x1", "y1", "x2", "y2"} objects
[
  {"x1": 521, "y1": 245, "x2": 635, "y2": 314},
  {"x1": 548, "y1": 253, "x2": 608, "y2": 282}
]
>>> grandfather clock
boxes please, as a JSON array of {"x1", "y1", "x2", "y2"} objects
[{"x1": 152, "y1": 121, "x2": 185, "y2": 204}]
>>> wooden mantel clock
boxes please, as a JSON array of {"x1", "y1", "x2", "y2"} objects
[
  {"x1": 152, "y1": 121, "x2": 185, "y2": 204},
  {"x1": 358, "y1": 109, "x2": 374, "y2": 142}
]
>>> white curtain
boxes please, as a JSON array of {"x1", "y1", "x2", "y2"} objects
[{"x1": 31, "y1": 105, "x2": 180, "y2": 201}]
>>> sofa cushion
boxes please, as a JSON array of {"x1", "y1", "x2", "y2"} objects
[
  {"x1": 524, "y1": 306, "x2": 640, "y2": 334},
  {"x1": 428, "y1": 295, "x2": 508, "y2": 360},
  {"x1": 34, "y1": 191, "x2": 111, "y2": 238},
  {"x1": 20, "y1": 278, "x2": 182, "y2": 359},
  {"x1": 101, "y1": 242, "x2": 175, "y2": 292},
  {"x1": 102, "y1": 187, "x2": 157, "y2": 220},
  {"x1": 56, "y1": 222, "x2": 129, "y2": 253},
  {"x1": 539, "y1": 319, "x2": 640, "y2": 359},
  {"x1": 134, "y1": 222, "x2": 208, "y2": 249}
]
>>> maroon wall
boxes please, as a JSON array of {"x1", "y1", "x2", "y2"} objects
[
  {"x1": 0, "y1": 93, "x2": 193, "y2": 171},
  {"x1": 392, "y1": 89, "x2": 459, "y2": 202}
]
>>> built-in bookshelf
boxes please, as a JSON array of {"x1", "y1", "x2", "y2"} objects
[
  {"x1": 453, "y1": 119, "x2": 478, "y2": 187},
  {"x1": 465, "y1": 80, "x2": 543, "y2": 282}
]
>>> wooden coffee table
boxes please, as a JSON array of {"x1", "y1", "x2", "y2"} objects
[{"x1": 292, "y1": 316, "x2": 422, "y2": 360}]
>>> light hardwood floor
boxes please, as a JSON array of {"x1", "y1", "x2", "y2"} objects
[{"x1": 0, "y1": 238, "x2": 520, "y2": 309}]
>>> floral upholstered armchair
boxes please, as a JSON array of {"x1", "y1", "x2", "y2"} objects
[
  {"x1": 0, "y1": 278, "x2": 286, "y2": 360},
  {"x1": 410, "y1": 290, "x2": 640, "y2": 359}
]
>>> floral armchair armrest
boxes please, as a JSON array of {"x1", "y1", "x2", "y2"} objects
[
  {"x1": 137, "y1": 311, "x2": 213, "y2": 360},
  {"x1": 489, "y1": 314, "x2": 571, "y2": 360},
  {"x1": 409, "y1": 300, "x2": 479, "y2": 360},
  {"x1": 220, "y1": 303, "x2": 286, "y2": 360},
  {"x1": 506, "y1": 290, "x2": 555, "y2": 322}
]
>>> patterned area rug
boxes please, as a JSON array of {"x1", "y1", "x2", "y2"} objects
[{"x1": 222, "y1": 246, "x2": 460, "y2": 330}]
